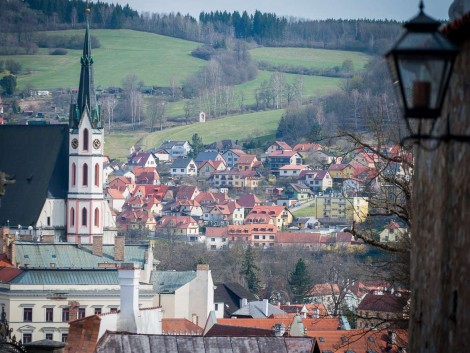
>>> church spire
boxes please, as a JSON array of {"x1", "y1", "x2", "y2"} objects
[{"x1": 70, "y1": 1, "x2": 101, "y2": 129}]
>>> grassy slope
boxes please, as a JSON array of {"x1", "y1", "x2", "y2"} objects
[
  {"x1": 250, "y1": 47, "x2": 370, "y2": 70},
  {"x1": 2, "y1": 30, "x2": 205, "y2": 90}
]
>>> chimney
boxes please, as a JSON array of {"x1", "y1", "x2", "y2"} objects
[
  {"x1": 114, "y1": 235, "x2": 125, "y2": 261},
  {"x1": 68, "y1": 301, "x2": 80, "y2": 322},
  {"x1": 92, "y1": 236, "x2": 103, "y2": 257},
  {"x1": 77, "y1": 236, "x2": 82, "y2": 248},
  {"x1": 240, "y1": 298, "x2": 248, "y2": 308},
  {"x1": 117, "y1": 263, "x2": 140, "y2": 333},
  {"x1": 196, "y1": 264, "x2": 209, "y2": 271},
  {"x1": 263, "y1": 299, "x2": 269, "y2": 317}
]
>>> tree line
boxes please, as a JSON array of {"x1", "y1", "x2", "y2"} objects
[{"x1": 3, "y1": 0, "x2": 402, "y2": 55}]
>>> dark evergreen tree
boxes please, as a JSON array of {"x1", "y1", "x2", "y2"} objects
[
  {"x1": 288, "y1": 258, "x2": 312, "y2": 303},
  {"x1": 240, "y1": 245, "x2": 261, "y2": 294},
  {"x1": 188, "y1": 133, "x2": 204, "y2": 159},
  {"x1": 0, "y1": 75, "x2": 17, "y2": 95}
]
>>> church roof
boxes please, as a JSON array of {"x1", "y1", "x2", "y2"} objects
[{"x1": 0, "y1": 124, "x2": 69, "y2": 227}]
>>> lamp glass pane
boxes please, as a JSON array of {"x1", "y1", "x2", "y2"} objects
[{"x1": 397, "y1": 57, "x2": 445, "y2": 110}]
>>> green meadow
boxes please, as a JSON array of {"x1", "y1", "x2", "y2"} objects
[{"x1": 2, "y1": 30, "x2": 205, "y2": 90}]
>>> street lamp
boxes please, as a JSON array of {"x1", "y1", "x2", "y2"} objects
[{"x1": 385, "y1": 1, "x2": 460, "y2": 143}]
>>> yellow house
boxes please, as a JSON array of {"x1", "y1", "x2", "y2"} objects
[
  {"x1": 245, "y1": 205, "x2": 294, "y2": 230},
  {"x1": 327, "y1": 164, "x2": 356, "y2": 180},
  {"x1": 314, "y1": 196, "x2": 368, "y2": 223}
]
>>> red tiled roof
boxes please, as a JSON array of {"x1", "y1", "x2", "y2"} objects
[
  {"x1": 206, "y1": 227, "x2": 228, "y2": 237},
  {"x1": 328, "y1": 163, "x2": 353, "y2": 171},
  {"x1": 268, "y1": 150, "x2": 299, "y2": 158},
  {"x1": 276, "y1": 232, "x2": 321, "y2": 244},
  {"x1": 279, "y1": 164, "x2": 309, "y2": 170},
  {"x1": 308, "y1": 283, "x2": 340, "y2": 296},
  {"x1": 357, "y1": 294, "x2": 408, "y2": 313},
  {"x1": 162, "y1": 318, "x2": 203, "y2": 334},
  {"x1": 249, "y1": 205, "x2": 287, "y2": 217},
  {"x1": 314, "y1": 329, "x2": 408, "y2": 353},
  {"x1": 0, "y1": 267, "x2": 22, "y2": 281},
  {"x1": 237, "y1": 193, "x2": 261, "y2": 208}
]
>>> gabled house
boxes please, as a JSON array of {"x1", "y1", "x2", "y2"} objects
[
  {"x1": 222, "y1": 149, "x2": 247, "y2": 169},
  {"x1": 268, "y1": 150, "x2": 303, "y2": 173},
  {"x1": 282, "y1": 183, "x2": 314, "y2": 202},
  {"x1": 155, "y1": 215, "x2": 199, "y2": 240},
  {"x1": 195, "y1": 151, "x2": 225, "y2": 166},
  {"x1": 245, "y1": 205, "x2": 293, "y2": 230},
  {"x1": 380, "y1": 221, "x2": 408, "y2": 242},
  {"x1": 170, "y1": 158, "x2": 197, "y2": 177},
  {"x1": 213, "y1": 282, "x2": 258, "y2": 318},
  {"x1": 198, "y1": 160, "x2": 226, "y2": 179},
  {"x1": 127, "y1": 151, "x2": 157, "y2": 168},
  {"x1": 356, "y1": 293, "x2": 409, "y2": 330},
  {"x1": 105, "y1": 188, "x2": 126, "y2": 213},
  {"x1": 266, "y1": 141, "x2": 292, "y2": 155},
  {"x1": 175, "y1": 185, "x2": 200, "y2": 201},
  {"x1": 205, "y1": 227, "x2": 229, "y2": 250},
  {"x1": 202, "y1": 201, "x2": 244, "y2": 226},
  {"x1": 298, "y1": 170, "x2": 333, "y2": 192},
  {"x1": 236, "y1": 154, "x2": 262, "y2": 171},
  {"x1": 132, "y1": 167, "x2": 160, "y2": 185},
  {"x1": 117, "y1": 208, "x2": 157, "y2": 231},
  {"x1": 162, "y1": 199, "x2": 203, "y2": 218},
  {"x1": 327, "y1": 163, "x2": 357, "y2": 182},
  {"x1": 278, "y1": 164, "x2": 310, "y2": 177},
  {"x1": 158, "y1": 140, "x2": 192, "y2": 159},
  {"x1": 151, "y1": 148, "x2": 171, "y2": 162},
  {"x1": 211, "y1": 170, "x2": 260, "y2": 190}
]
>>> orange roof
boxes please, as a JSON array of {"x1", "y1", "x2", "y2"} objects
[
  {"x1": 162, "y1": 318, "x2": 203, "y2": 334},
  {"x1": 314, "y1": 329, "x2": 408, "y2": 353},
  {"x1": 276, "y1": 232, "x2": 321, "y2": 244},
  {"x1": 217, "y1": 318, "x2": 292, "y2": 330},
  {"x1": 0, "y1": 255, "x2": 14, "y2": 268},
  {"x1": 308, "y1": 283, "x2": 340, "y2": 296},
  {"x1": 107, "y1": 188, "x2": 124, "y2": 199}
]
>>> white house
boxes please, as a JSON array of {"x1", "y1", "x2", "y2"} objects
[
  {"x1": 278, "y1": 164, "x2": 310, "y2": 177},
  {"x1": 158, "y1": 141, "x2": 192, "y2": 159},
  {"x1": 221, "y1": 149, "x2": 246, "y2": 169},
  {"x1": 170, "y1": 158, "x2": 197, "y2": 177}
]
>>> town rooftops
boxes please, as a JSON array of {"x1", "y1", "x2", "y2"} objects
[
  {"x1": 171, "y1": 158, "x2": 194, "y2": 169},
  {"x1": 357, "y1": 293, "x2": 408, "y2": 313}
]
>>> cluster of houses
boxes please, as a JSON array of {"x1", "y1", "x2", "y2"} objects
[{"x1": 103, "y1": 139, "x2": 412, "y2": 246}]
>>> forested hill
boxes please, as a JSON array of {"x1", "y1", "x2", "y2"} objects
[{"x1": 3, "y1": 0, "x2": 402, "y2": 55}]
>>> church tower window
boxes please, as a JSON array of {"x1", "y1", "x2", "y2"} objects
[
  {"x1": 70, "y1": 208, "x2": 75, "y2": 226},
  {"x1": 82, "y1": 208, "x2": 87, "y2": 226},
  {"x1": 83, "y1": 129, "x2": 89, "y2": 150},
  {"x1": 72, "y1": 163, "x2": 76, "y2": 186},
  {"x1": 94, "y1": 163, "x2": 100, "y2": 187},
  {"x1": 83, "y1": 163, "x2": 88, "y2": 186},
  {"x1": 94, "y1": 207, "x2": 99, "y2": 227}
]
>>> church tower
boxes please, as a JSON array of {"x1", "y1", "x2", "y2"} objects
[{"x1": 67, "y1": 3, "x2": 110, "y2": 244}]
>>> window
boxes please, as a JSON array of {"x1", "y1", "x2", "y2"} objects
[
  {"x1": 61, "y1": 333, "x2": 68, "y2": 343},
  {"x1": 83, "y1": 163, "x2": 88, "y2": 186},
  {"x1": 110, "y1": 307, "x2": 118, "y2": 313},
  {"x1": 70, "y1": 208, "x2": 75, "y2": 227},
  {"x1": 62, "y1": 308, "x2": 70, "y2": 322},
  {"x1": 45, "y1": 333, "x2": 53, "y2": 340},
  {"x1": 22, "y1": 333, "x2": 32, "y2": 343},
  {"x1": 83, "y1": 128, "x2": 89, "y2": 150},
  {"x1": 94, "y1": 163, "x2": 100, "y2": 187},
  {"x1": 254, "y1": 235, "x2": 259, "y2": 239},
  {"x1": 46, "y1": 307, "x2": 53, "y2": 322},
  {"x1": 72, "y1": 163, "x2": 76, "y2": 186},
  {"x1": 82, "y1": 208, "x2": 87, "y2": 226},
  {"x1": 94, "y1": 307, "x2": 102, "y2": 315},
  {"x1": 23, "y1": 308, "x2": 32, "y2": 322},
  {"x1": 94, "y1": 208, "x2": 99, "y2": 227},
  {"x1": 78, "y1": 307, "x2": 86, "y2": 319},
  {"x1": 47, "y1": 216, "x2": 51, "y2": 226},
  {"x1": 214, "y1": 304, "x2": 219, "y2": 310}
]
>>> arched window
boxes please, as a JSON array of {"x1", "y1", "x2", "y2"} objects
[
  {"x1": 83, "y1": 163, "x2": 88, "y2": 186},
  {"x1": 71, "y1": 163, "x2": 76, "y2": 186},
  {"x1": 94, "y1": 207, "x2": 99, "y2": 227},
  {"x1": 94, "y1": 163, "x2": 100, "y2": 187},
  {"x1": 81, "y1": 207, "x2": 87, "y2": 226},
  {"x1": 70, "y1": 207, "x2": 75, "y2": 226},
  {"x1": 83, "y1": 129, "x2": 89, "y2": 150}
]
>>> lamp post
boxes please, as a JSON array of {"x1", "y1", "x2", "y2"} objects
[{"x1": 385, "y1": 1, "x2": 461, "y2": 144}]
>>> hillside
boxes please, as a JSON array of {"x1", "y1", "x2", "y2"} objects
[
  {"x1": 105, "y1": 109, "x2": 283, "y2": 160},
  {"x1": 1, "y1": 30, "x2": 205, "y2": 90}
]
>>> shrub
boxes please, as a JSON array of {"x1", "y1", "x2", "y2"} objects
[{"x1": 50, "y1": 48, "x2": 68, "y2": 55}]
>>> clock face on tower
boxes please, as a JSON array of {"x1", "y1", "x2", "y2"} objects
[
  {"x1": 71, "y1": 138, "x2": 79, "y2": 149},
  {"x1": 93, "y1": 139, "x2": 101, "y2": 149}
]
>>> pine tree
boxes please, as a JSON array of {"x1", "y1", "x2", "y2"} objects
[
  {"x1": 240, "y1": 245, "x2": 261, "y2": 294},
  {"x1": 288, "y1": 258, "x2": 312, "y2": 303}
]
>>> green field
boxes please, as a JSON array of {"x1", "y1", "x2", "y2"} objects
[
  {"x1": 2, "y1": 30, "x2": 205, "y2": 90},
  {"x1": 235, "y1": 70, "x2": 343, "y2": 106},
  {"x1": 105, "y1": 109, "x2": 283, "y2": 160},
  {"x1": 292, "y1": 206, "x2": 317, "y2": 218},
  {"x1": 250, "y1": 47, "x2": 371, "y2": 70}
]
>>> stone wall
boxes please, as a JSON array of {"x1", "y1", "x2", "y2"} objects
[{"x1": 409, "y1": 40, "x2": 470, "y2": 351}]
